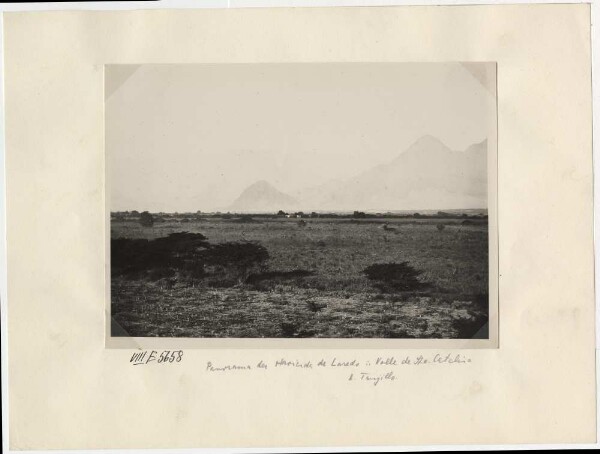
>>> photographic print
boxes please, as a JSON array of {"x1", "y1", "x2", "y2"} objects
[{"x1": 107, "y1": 63, "x2": 497, "y2": 341}]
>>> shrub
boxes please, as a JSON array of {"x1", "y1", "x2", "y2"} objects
[
  {"x1": 297, "y1": 219, "x2": 307, "y2": 227},
  {"x1": 111, "y1": 238, "x2": 162, "y2": 277},
  {"x1": 139, "y1": 211, "x2": 154, "y2": 227},
  {"x1": 436, "y1": 223, "x2": 446, "y2": 231},
  {"x1": 363, "y1": 262, "x2": 429, "y2": 292},
  {"x1": 112, "y1": 232, "x2": 270, "y2": 286},
  {"x1": 111, "y1": 232, "x2": 209, "y2": 278}
]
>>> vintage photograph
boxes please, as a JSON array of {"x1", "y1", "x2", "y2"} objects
[{"x1": 107, "y1": 63, "x2": 496, "y2": 340}]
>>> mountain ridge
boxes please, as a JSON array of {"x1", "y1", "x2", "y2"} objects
[{"x1": 228, "y1": 136, "x2": 488, "y2": 212}]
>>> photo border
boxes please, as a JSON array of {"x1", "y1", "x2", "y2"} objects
[{"x1": 103, "y1": 62, "x2": 499, "y2": 349}]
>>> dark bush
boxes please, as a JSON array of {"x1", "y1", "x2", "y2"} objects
[
  {"x1": 139, "y1": 211, "x2": 154, "y2": 227},
  {"x1": 111, "y1": 238, "x2": 164, "y2": 277},
  {"x1": 363, "y1": 262, "x2": 429, "y2": 292},
  {"x1": 436, "y1": 223, "x2": 446, "y2": 231},
  {"x1": 112, "y1": 232, "x2": 271, "y2": 286},
  {"x1": 111, "y1": 232, "x2": 209, "y2": 278}
]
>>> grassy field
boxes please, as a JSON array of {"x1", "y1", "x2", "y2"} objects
[{"x1": 110, "y1": 216, "x2": 489, "y2": 338}]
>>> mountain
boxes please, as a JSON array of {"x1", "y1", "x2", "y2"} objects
[
  {"x1": 228, "y1": 180, "x2": 299, "y2": 213},
  {"x1": 298, "y1": 136, "x2": 488, "y2": 211},
  {"x1": 228, "y1": 137, "x2": 488, "y2": 213}
]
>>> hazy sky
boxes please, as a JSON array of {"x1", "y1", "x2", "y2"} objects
[{"x1": 107, "y1": 63, "x2": 495, "y2": 212}]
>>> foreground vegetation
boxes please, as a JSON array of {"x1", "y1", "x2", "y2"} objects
[{"x1": 111, "y1": 215, "x2": 489, "y2": 339}]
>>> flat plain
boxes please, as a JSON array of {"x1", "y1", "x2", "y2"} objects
[{"x1": 110, "y1": 214, "x2": 489, "y2": 339}]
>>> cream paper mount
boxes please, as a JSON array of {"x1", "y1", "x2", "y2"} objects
[{"x1": 4, "y1": 5, "x2": 596, "y2": 449}]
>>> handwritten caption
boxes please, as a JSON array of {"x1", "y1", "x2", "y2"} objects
[
  {"x1": 130, "y1": 351, "x2": 472, "y2": 385},
  {"x1": 206, "y1": 354, "x2": 472, "y2": 385}
]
